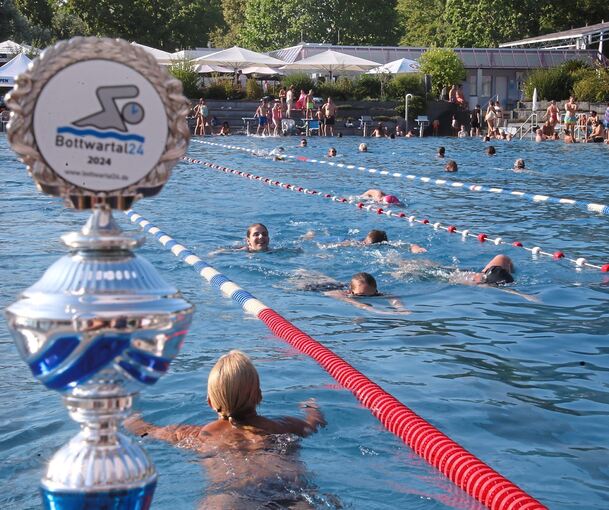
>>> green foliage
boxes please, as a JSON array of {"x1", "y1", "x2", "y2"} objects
[
  {"x1": 245, "y1": 78, "x2": 262, "y2": 100},
  {"x1": 281, "y1": 73, "x2": 314, "y2": 95},
  {"x1": 209, "y1": 0, "x2": 245, "y2": 47},
  {"x1": 442, "y1": 0, "x2": 538, "y2": 48},
  {"x1": 316, "y1": 77, "x2": 353, "y2": 100},
  {"x1": 204, "y1": 79, "x2": 244, "y2": 100},
  {"x1": 397, "y1": 0, "x2": 445, "y2": 46},
  {"x1": 572, "y1": 69, "x2": 609, "y2": 103},
  {"x1": 523, "y1": 61, "x2": 596, "y2": 101},
  {"x1": 168, "y1": 60, "x2": 201, "y2": 99},
  {"x1": 14, "y1": 0, "x2": 53, "y2": 27},
  {"x1": 65, "y1": 0, "x2": 222, "y2": 51},
  {"x1": 523, "y1": 68, "x2": 570, "y2": 101},
  {"x1": 352, "y1": 74, "x2": 382, "y2": 100},
  {"x1": 386, "y1": 73, "x2": 425, "y2": 99},
  {"x1": 241, "y1": 0, "x2": 399, "y2": 51},
  {"x1": 418, "y1": 48, "x2": 465, "y2": 96}
]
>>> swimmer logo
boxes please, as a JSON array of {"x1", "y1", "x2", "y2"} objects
[
  {"x1": 56, "y1": 85, "x2": 146, "y2": 158},
  {"x1": 33, "y1": 59, "x2": 168, "y2": 192}
]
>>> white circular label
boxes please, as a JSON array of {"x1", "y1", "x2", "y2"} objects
[{"x1": 33, "y1": 60, "x2": 168, "y2": 192}]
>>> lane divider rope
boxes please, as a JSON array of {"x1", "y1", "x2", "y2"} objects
[
  {"x1": 125, "y1": 209, "x2": 547, "y2": 510},
  {"x1": 191, "y1": 139, "x2": 609, "y2": 217},
  {"x1": 181, "y1": 156, "x2": 609, "y2": 273}
]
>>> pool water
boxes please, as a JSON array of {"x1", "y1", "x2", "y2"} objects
[{"x1": 1, "y1": 133, "x2": 609, "y2": 509}]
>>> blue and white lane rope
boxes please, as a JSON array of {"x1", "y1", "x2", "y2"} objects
[
  {"x1": 180, "y1": 156, "x2": 609, "y2": 272},
  {"x1": 191, "y1": 139, "x2": 609, "y2": 217}
]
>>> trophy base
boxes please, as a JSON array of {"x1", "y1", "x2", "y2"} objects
[{"x1": 41, "y1": 481, "x2": 156, "y2": 510}]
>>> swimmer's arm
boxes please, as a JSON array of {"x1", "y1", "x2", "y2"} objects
[
  {"x1": 386, "y1": 295, "x2": 411, "y2": 315},
  {"x1": 409, "y1": 244, "x2": 427, "y2": 254},
  {"x1": 276, "y1": 400, "x2": 326, "y2": 437},
  {"x1": 323, "y1": 290, "x2": 374, "y2": 311},
  {"x1": 124, "y1": 415, "x2": 200, "y2": 445},
  {"x1": 498, "y1": 287, "x2": 540, "y2": 303}
]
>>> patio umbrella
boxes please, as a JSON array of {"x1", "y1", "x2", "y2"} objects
[
  {"x1": 241, "y1": 65, "x2": 285, "y2": 76},
  {"x1": 131, "y1": 42, "x2": 173, "y2": 65},
  {"x1": 0, "y1": 53, "x2": 32, "y2": 87},
  {"x1": 282, "y1": 49, "x2": 380, "y2": 79},
  {"x1": 532, "y1": 88, "x2": 538, "y2": 112},
  {"x1": 194, "y1": 46, "x2": 286, "y2": 72},
  {"x1": 367, "y1": 58, "x2": 420, "y2": 74},
  {"x1": 194, "y1": 63, "x2": 233, "y2": 74}
]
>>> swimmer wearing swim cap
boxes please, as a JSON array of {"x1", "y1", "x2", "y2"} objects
[{"x1": 382, "y1": 195, "x2": 399, "y2": 204}]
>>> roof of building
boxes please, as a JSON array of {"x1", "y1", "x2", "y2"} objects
[
  {"x1": 499, "y1": 21, "x2": 609, "y2": 49},
  {"x1": 269, "y1": 42, "x2": 601, "y2": 69}
]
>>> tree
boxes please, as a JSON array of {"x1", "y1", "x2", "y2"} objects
[
  {"x1": 442, "y1": 0, "x2": 538, "y2": 47},
  {"x1": 168, "y1": 59, "x2": 201, "y2": 99},
  {"x1": 396, "y1": 0, "x2": 446, "y2": 47},
  {"x1": 209, "y1": 0, "x2": 246, "y2": 47},
  {"x1": 418, "y1": 48, "x2": 465, "y2": 96},
  {"x1": 240, "y1": 0, "x2": 399, "y2": 51},
  {"x1": 65, "y1": 0, "x2": 222, "y2": 51},
  {"x1": 14, "y1": 0, "x2": 53, "y2": 28}
]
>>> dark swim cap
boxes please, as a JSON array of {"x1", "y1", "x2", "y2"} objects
[{"x1": 484, "y1": 266, "x2": 514, "y2": 285}]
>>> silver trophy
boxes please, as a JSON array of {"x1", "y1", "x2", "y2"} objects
[{"x1": 4, "y1": 37, "x2": 193, "y2": 509}]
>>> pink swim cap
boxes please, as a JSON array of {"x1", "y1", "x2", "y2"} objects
[{"x1": 383, "y1": 195, "x2": 399, "y2": 204}]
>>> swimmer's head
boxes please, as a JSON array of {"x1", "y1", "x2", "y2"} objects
[
  {"x1": 328, "y1": 147, "x2": 337, "y2": 157},
  {"x1": 514, "y1": 158, "x2": 525, "y2": 170},
  {"x1": 445, "y1": 160, "x2": 458, "y2": 172},
  {"x1": 350, "y1": 272, "x2": 378, "y2": 296},
  {"x1": 437, "y1": 146, "x2": 445, "y2": 157},
  {"x1": 382, "y1": 195, "x2": 399, "y2": 204},
  {"x1": 483, "y1": 135, "x2": 490, "y2": 142},
  {"x1": 246, "y1": 223, "x2": 269, "y2": 252},
  {"x1": 483, "y1": 266, "x2": 514, "y2": 286},
  {"x1": 363, "y1": 230, "x2": 388, "y2": 245},
  {"x1": 486, "y1": 146, "x2": 496, "y2": 156},
  {"x1": 299, "y1": 138, "x2": 307, "y2": 147},
  {"x1": 207, "y1": 350, "x2": 262, "y2": 423},
  {"x1": 359, "y1": 143, "x2": 368, "y2": 152}
]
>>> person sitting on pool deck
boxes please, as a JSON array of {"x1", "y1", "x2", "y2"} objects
[
  {"x1": 360, "y1": 189, "x2": 401, "y2": 205},
  {"x1": 125, "y1": 350, "x2": 326, "y2": 509}
]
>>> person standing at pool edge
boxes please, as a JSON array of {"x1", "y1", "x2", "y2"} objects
[{"x1": 125, "y1": 350, "x2": 326, "y2": 508}]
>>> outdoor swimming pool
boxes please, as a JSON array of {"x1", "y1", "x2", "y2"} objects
[{"x1": 1, "y1": 133, "x2": 608, "y2": 509}]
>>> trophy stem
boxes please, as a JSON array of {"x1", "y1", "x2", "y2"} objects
[{"x1": 41, "y1": 394, "x2": 157, "y2": 510}]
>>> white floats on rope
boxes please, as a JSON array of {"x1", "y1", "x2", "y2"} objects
[
  {"x1": 191, "y1": 139, "x2": 609, "y2": 217},
  {"x1": 181, "y1": 155, "x2": 609, "y2": 273}
]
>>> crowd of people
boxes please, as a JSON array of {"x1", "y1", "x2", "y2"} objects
[{"x1": 189, "y1": 89, "x2": 609, "y2": 145}]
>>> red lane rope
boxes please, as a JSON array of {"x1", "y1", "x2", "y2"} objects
[{"x1": 258, "y1": 308, "x2": 546, "y2": 510}]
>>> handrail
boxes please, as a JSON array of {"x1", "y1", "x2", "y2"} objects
[{"x1": 517, "y1": 112, "x2": 537, "y2": 140}]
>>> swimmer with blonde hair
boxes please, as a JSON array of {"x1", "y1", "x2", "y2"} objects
[
  {"x1": 125, "y1": 350, "x2": 326, "y2": 508},
  {"x1": 359, "y1": 142, "x2": 368, "y2": 152}
]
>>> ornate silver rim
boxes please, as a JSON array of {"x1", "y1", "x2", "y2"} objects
[{"x1": 6, "y1": 37, "x2": 190, "y2": 210}]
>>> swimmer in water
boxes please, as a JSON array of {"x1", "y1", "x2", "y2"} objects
[
  {"x1": 360, "y1": 189, "x2": 401, "y2": 205},
  {"x1": 437, "y1": 146, "x2": 445, "y2": 158},
  {"x1": 299, "y1": 138, "x2": 307, "y2": 147},
  {"x1": 444, "y1": 160, "x2": 458, "y2": 172},
  {"x1": 513, "y1": 158, "x2": 525, "y2": 171},
  {"x1": 324, "y1": 272, "x2": 410, "y2": 314},
  {"x1": 269, "y1": 146, "x2": 286, "y2": 160},
  {"x1": 359, "y1": 143, "x2": 368, "y2": 152},
  {"x1": 327, "y1": 147, "x2": 337, "y2": 157},
  {"x1": 245, "y1": 223, "x2": 270, "y2": 252},
  {"x1": 305, "y1": 229, "x2": 426, "y2": 253},
  {"x1": 125, "y1": 350, "x2": 326, "y2": 509}
]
